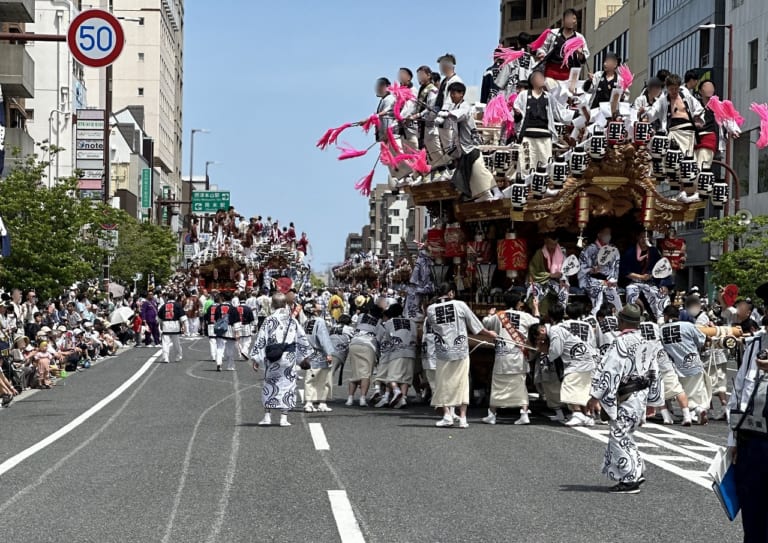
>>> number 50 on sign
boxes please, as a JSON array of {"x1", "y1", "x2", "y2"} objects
[{"x1": 68, "y1": 9, "x2": 125, "y2": 68}]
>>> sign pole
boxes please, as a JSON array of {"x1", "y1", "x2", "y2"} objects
[{"x1": 104, "y1": 64, "x2": 112, "y2": 203}]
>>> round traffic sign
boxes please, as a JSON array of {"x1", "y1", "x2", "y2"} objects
[{"x1": 67, "y1": 9, "x2": 125, "y2": 68}]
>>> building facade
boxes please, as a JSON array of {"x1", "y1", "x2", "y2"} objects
[
  {"x1": 727, "y1": 0, "x2": 768, "y2": 216},
  {"x1": 24, "y1": 0, "x2": 86, "y2": 185},
  {"x1": 84, "y1": 0, "x2": 184, "y2": 199},
  {"x1": 344, "y1": 232, "x2": 363, "y2": 261},
  {"x1": 500, "y1": 0, "x2": 588, "y2": 46},
  {"x1": 0, "y1": 1, "x2": 36, "y2": 175},
  {"x1": 585, "y1": 0, "x2": 649, "y2": 98}
]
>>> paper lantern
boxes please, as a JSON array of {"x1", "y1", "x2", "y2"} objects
[
  {"x1": 589, "y1": 130, "x2": 607, "y2": 160},
  {"x1": 531, "y1": 163, "x2": 550, "y2": 199},
  {"x1": 697, "y1": 169, "x2": 714, "y2": 198},
  {"x1": 554, "y1": 122, "x2": 567, "y2": 139},
  {"x1": 427, "y1": 227, "x2": 446, "y2": 262},
  {"x1": 641, "y1": 193, "x2": 656, "y2": 229},
  {"x1": 482, "y1": 150, "x2": 495, "y2": 171},
  {"x1": 444, "y1": 223, "x2": 466, "y2": 262},
  {"x1": 570, "y1": 146, "x2": 588, "y2": 177},
  {"x1": 551, "y1": 154, "x2": 569, "y2": 189},
  {"x1": 679, "y1": 154, "x2": 697, "y2": 182},
  {"x1": 576, "y1": 191, "x2": 590, "y2": 248},
  {"x1": 649, "y1": 130, "x2": 669, "y2": 160},
  {"x1": 633, "y1": 121, "x2": 652, "y2": 146},
  {"x1": 712, "y1": 181, "x2": 729, "y2": 208},
  {"x1": 497, "y1": 233, "x2": 528, "y2": 279},
  {"x1": 607, "y1": 121, "x2": 625, "y2": 145},
  {"x1": 651, "y1": 158, "x2": 665, "y2": 181},
  {"x1": 509, "y1": 144, "x2": 521, "y2": 170},
  {"x1": 664, "y1": 140, "x2": 682, "y2": 173},
  {"x1": 510, "y1": 183, "x2": 529, "y2": 210},
  {"x1": 668, "y1": 171, "x2": 681, "y2": 193},
  {"x1": 493, "y1": 150, "x2": 512, "y2": 176}
]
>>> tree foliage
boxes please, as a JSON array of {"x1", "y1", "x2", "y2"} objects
[
  {"x1": 702, "y1": 214, "x2": 768, "y2": 300},
  {"x1": 0, "y1": 154, "x2": 111, "y2": 299},
  {"x1": 109, "y1": 211, "x2": 177, "y2": 291},
  {"x1": 0, "y1": 151, "x2": 178, "y2": 299}
]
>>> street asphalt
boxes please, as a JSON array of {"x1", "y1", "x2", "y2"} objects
[{"x1": 0, "y1": 339, "x2": 743, "y2": 543}]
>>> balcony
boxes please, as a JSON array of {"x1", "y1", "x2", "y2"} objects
[
  {"x1": 0, "y1": 43, "x2": 34, "y2": 98},
  {"x1": 1, "y1": 127, "x2": 35, "y2": 174},
  {"x1": 0, "y1": 0, "x2": 33, "y2": 23}
]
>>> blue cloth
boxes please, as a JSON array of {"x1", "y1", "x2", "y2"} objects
[{"x1": 714, "y1": 463, "x2": 739, "y2": 522}]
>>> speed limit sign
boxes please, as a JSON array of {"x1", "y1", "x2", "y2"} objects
[{"x1": 67, "y1": 9, "x2": 125, "y2": 68}]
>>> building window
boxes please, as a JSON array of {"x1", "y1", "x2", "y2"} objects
[
  {"x1": 733, "y1": 129, "x2": 750, "y2": 196},
  {"x1": 139, "y1": 17, "x2": 145, "y2": 25},
  {"x1": 25, "y1": 109, "x2": 34, "y2": 122},
  {"x1": 391, "y1": 209, "x2": 400, "y2": 216},
  {"x1": 652, "y1": 0, "x2": 687, "y2": 23},
  {"x1": 389, "y1": 225, "x2": 400, "y2": 234},
  {"x1": 138, "y1": 87, "x2": 144, "y2": 96},
  {"x1": 138, "y1": 52, "x2": 145, "y2": 61},
  {"x1": 699, "y1": 29, "x2": 710, "y2": 67},
  {"x1": 508, "y1": 0, "x2": 526, "y2": 21},
  {"x1": 532, "y1": 0, "x2": 547, "y2": 19},
  {"x1": 749, "y1": 39, "x2": 759, "y2": 89}
]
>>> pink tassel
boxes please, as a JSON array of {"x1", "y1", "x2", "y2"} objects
[
  {"x1": 507, "y1": 92, "x2": 518, "y2": 108},
  {"x1": 316, "y1": 128, "x2": 334, "y2": 150},
  {"x1": 388, "y1": 83, "x2": 416, "y2": 123},
  {"x1": 404, "y1": 149, "x2": 431, "y2": 175},
  {"x1": 707, "y1": 95, "x2": 728, "y2": 125},
  {"x1": 386, "y1": 126, "x2": 401, "y2": 153},
  {"x1": 361, "y1": 114, "x2": 380, "y2": 134},
  {"x1": 493, "y1": 47, "x2": 525, "y2": 67},
  {"x1": 354, "y1": 168, "x2": 375, "y2": 197},
  {"x1": 327, "y1": 122, "x2": 354, "y2": 146},
  {"x1": 529, "y1": 28, "x2": 551, "y2": 52},
  {"x1": 379, "y1": 143, "x2": 397, "y2": 167},
  {"x1": 723, "y1": 100, "x2": 744, "y2": 126},
  {"x1": 617, "y1": 64, "x2": 634, "y2": 92},
  {"x1": 560, "y1": 35, "x2": 586, "y2": 68},
  {"x1": 483, "y1": 94, "x2": 513, "y2": 126},
  {"x1": 750, "y1": 103, "x2": 768, "y2": 148},
  {"x1": 337, "y1": 144, "x2": 369, "y2": 161}
]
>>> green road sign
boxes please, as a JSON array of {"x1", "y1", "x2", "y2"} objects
[
  {"x1": 191, "y1": 190, "x2": 231, "y2": 213},
  {"x1": 141, "y1": 168, "x2": 152, "y2": 209}
]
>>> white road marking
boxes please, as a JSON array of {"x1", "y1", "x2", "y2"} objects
[
  {"x1": 205, "y1": 370, "x2": 242, "y2": 543},
  {"x1": 327, "y1": 490, "x2": 366, "y2": 543},
  {"x1": 0, "y1": 360, "x2": 159, "y2": 513},
  {"x1": 574, "y1": 422, "x2": 722, "y2": 489},
  {"x1": 309, "y1": 423, "x2": 330, "y2": 451},
  {"x1": 0, "y1": 350, "x2": 162, "y2": 478}
]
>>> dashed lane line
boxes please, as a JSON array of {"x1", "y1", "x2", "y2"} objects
[
  {"x1": 309, "y1": 423, "x2": 330, "y2": 451},
  {"x1": 328, "y1": 490, "x2": 366, "y2": 543}
]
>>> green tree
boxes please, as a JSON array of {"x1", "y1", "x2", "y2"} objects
[
  {"x1": 109, "y1": 211, "x2": 178, "y2": 291},
  {"x1": 0, "y1": 153, "x2": 113, "y2": 299},
  {"x1": 702, "y1": 214, "x2": 768, "y2": 300}
]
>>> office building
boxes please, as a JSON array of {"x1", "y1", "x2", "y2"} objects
[
  {"x1": 0, "y1": 1, "x2": 35, "y2": 175},
  {"x1": 85, "y1": 0, "x2": 184, "y2": 199}
]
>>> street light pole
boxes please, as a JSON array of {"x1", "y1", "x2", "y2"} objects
[
  {"x1": 188, "y1": 128, "x2": 209, "y2": 196},
  {"x1": 205, "y1": 160, "x2": 220, "y2": 191}
]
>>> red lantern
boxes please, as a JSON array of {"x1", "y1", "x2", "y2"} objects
[
  {"x1": 497, "y1": 233, "x2": 528, "y2": 278},
  {"x1": 427, "y1": 227, "x2": 446, "y2": 262},
  {"x1": 444, "y1": 223, "x2": 466, "y2": 262}
]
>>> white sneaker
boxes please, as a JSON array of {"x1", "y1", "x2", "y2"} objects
[
  {"x1": 482, "y1": 413, "x2": 497, "y2": 425},
  {"x1": 279, "y1": 415, "x2": 291, "y2": 427},
  {"x1": 359, "y1": 397, "x2": 368, "y2": 407},
  {"x1": 548, "y1": 410, "x2": 566, "y2": 422},
  {"x1": 514, "y1": 414, "x2": 530, "y2": 425},
  {"x1": 564, "y1": 413, "x2": 585, "y2": 427},
  {"x1": 458, "y1": 417, "x2": 469, "y2": 429},
  {"x1": 436, "y1": 417, "x2": 454, "y2": 428},
  {"x1": 258, "y1": 415, "x2": 272, "y2": 426},
  {"x1": 317, "y1": 403, "x2": 333, "y2": 412},
  {"x1": 393, "y1": 397, "x2": 407, "y2": 409},
  {"x1": 345, "y1": 396, "x2": 354, "y2": 406},
  {"x1": 304, "y1": 404, "x2": 316, "y2": 413},
  {"x1": 375, "y1": 397, "x2": 390, "y2": 408},
  {"x1": 661, "y1": 411, "x2": 675, "y2": 425},
  {"x1": 583, "y1": 415, "x2": 595, "y2": 427}
]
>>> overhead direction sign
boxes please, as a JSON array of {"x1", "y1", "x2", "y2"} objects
[
  {"x1": 191, "y1": 191, "x2": 231, "y2": 213},
  {"x1": 68, "y1": 9, "x2": 125, "y2": 68}
]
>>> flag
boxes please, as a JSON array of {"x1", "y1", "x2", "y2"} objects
[{"x1": 0, "y1": 84, "x2": 5, "y2": 175}]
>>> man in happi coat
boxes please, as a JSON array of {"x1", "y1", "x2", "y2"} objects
[
  {"x1": 621, "y1": 232, "x2": 670, "y2": 322},
  {"x1": 589, "y1": 304, "x2": 662, "y2": 494},
  {"x1": 578, "y1": 226, "x2": 622, "y2": 316},
  {"x1": 303, "y1": 303, "x2": 336, "y2": 414},
  {"x1": 159, "y1": 291, "x2": 186, "y2": 363},
  {"x1": 251, "y1": 293, "x2": 312, "y2": 427},
  {"x1": 427, "y1": 283, "x2": 497, "y2": 428},
  {"x1": 528, "y1": 233, "x2": 570, "y2": 312},
  {"x1": 482, "y1": 292, "x2": 539, "y2": 425}
]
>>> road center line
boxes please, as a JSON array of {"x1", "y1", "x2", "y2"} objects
[
  {"x1": 327, "y1": 490, "x2": 366, "y2": 543},
  {"x1": 309, "y1": 423, "x2": 330, "y2": 450},
  {"x1": 0, "y1": 349, "x2": 162, "y2": 478}
]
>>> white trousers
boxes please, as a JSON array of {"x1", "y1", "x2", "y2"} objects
[
  {"x1": 238, "y1": 335, "x2": 252, "y2": 359},
  {"x1": 625, "y1": 282, "x2": 669, "y2": 320},
  {"x1": 162, "y1": 334, "x2": 182, "y2": 363},
  {"x1": 584, "y1": 278, "x2": 623, "y2": 315},
  {"x1": 695, "y1": 147, "x2": 714, "y2": 169},
  {"x1": 216, "y1": 338, "x2": 236, "y2": 370},
  {"x1": 520, "y1": 136, "x2": 552, "y2": 175},
  {"x1": 669, "y1": 127, "x2": 695, "y2": 157},
  {"x1": 209, "y1": 337, "x2": 217, "y2": 361},
  {"x1": 186, "y1": 318, "x2": 199, "y2": 336},
  {"x1": 468, "y1": 155, "x2": 497, "y2": 197},
  {"x1": 424, "y1": 125, "x2": 450, "y2": 170}
]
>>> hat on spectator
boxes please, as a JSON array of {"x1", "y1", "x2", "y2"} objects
[
  {"x1": 618, "y1": 303, "x2": 642, "y2": 324},
  {"x1": 40, "y1": 326, "x2": 52, "y2": 333},
  {"x1": 73, "y1": 328, "x2": 83, "y2": 336},
  {"x1": 83, "y1": 321, "x2": 93, "y2": 328},
  {"x1": 57, "y1": 325, "x2": 67, "y2": 332}
]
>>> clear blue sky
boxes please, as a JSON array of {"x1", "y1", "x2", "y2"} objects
[{"x1": 182, "y1": 0, "x2": 500, "y2": 270}]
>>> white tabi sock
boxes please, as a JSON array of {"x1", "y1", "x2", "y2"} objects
[{"x1": 682, "y1": 407, "x2": 691, "y2": 420}]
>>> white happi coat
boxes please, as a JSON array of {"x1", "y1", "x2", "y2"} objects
[{"x1": 483, "y1": 310, "x2": 539, "y2": 375}]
